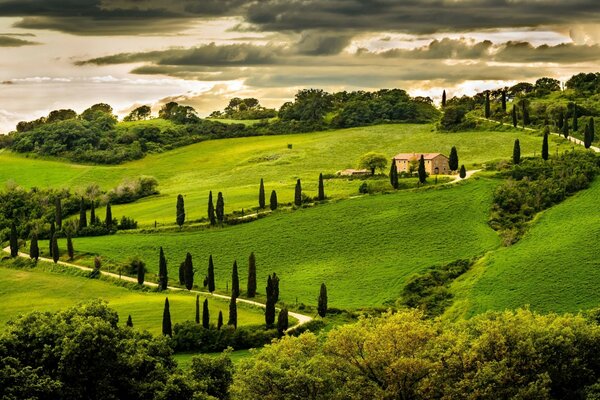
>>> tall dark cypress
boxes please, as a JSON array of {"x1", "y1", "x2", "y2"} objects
[
  {"x1": 512, "y1": 105, "x2": 518, "y2": 128},
  {"x1": 259, "y1": 178, "x2": 266, "y2": 209},
  {"x1": 179, "y1": 262, "x2": 185, "y2": 285},
  {"x1": 208, "y1": 255, "x2": 215, "y2": 293},
  {"x1": 294, "y1": 179, "x2": 302, "y2": 207},
  {"x1": 208, "y1": 191, "x2": 216, "y2": 225},
  {"x1": 558, "y1": 110, "x2": 564, "y2": 129},
  {"x1": 126, "y1": 315, "x2": 133, "y2": 328},
  {"x1": 176, "y1": 194, "x2": 185, "y2": 227},
  {"x1": 158, "y1": 247, "x2": 168, "y2": 291},
  {"x1": 55, "y1": 198, "x2": 62, "y2": 229},
  {"x1": 162, "y1": 297, "x2": 172, "y2": 337},
  {"x1": 216, "y1": 192, "x2": 224, "y2": 223},
  {"x1": 228, "y1": 295, "x2": 237, "y2": 329},
  {"x1": 90, "y1": 201, "x2": 96, "y2": 225},
  {"x1": 441, "y1": 90, "x2": 446, "y2": 108},
  {"x1": 217, "y1": 311, "x2": 223, "y2": 330},
  {"x1": 78, "y1": 197, "x2": 87, "y2": 230},
  {"x1": 459, "y1": 165, "x2": 466, "y2": 179},
  {"x1": 272, "y1": 272, "x2": 280, "y2": 303},
  {"x1": 389, "y1": 162, "x2": 398, "y2": 189},
  {"x1": 30, "y1": 233, "x2": 39, "y2": 261},
  {"x1": 584, "y1": 123, "x2": 592, "y2": 149},
  {"x1": 573, "y1": 107, "x2": 578, "y2": 131},
  {"x1": 542, "y1": 132, "x2": 549, "y2": 161},
  {"x1": 277, "y1": 308, "x2": 289, "y2": 336},
  {"x1": 418, "y1": 155, "x2": 426, "y2": 184},
  {"x1": 449, "y1": 146, "x2": 459, "y2": 171},
  {"x1": 136, "y1": 259, "x2": 145, "y2": 285},
  {"x1": 202, "y1": 299, "x2": 210, "y2": 329},
  {"x1": 562, "y1": 118, "x2": 569, "y2": 139},
  {"x1": 265, "y1": 275, "x2": 276, "y2": 327},
  {"x1": 484, "y1": 91, "x2": 490, "y2": 118},
  {"x1": 247, "y1": 252, "x2": 257, "y2": 298},
  {"x1": 522, "y1": 100, "x2": 530, "y2": 126},
  {"x1": 195, "y1": 295, "x2": 200, "y2": 324},
  {"x1": 184, "y1": 252, "x2": 194, "y2": 290},
  {"x1": 270, "y1": 190, "x2": 278, "y2": 211},
  {"x1": 52, "y1": 234, "x2": 59, "y2": 264},
  {"x1": 105, "y1": 203, "x2": 113, "y2": 229},
  {"x1": 318, "y1": 283, "x2": 328, "y2": 317},
  {"x1": 9, "y1": 222, "x2": 18, "y2": 258},
  {"x1": 501, "y1": 90, "x2": 507, "y2": 111},
  {"x1": 513, "y1": 139, "x2": 521, "y2": 165},
  {"x1": 231, "y1": 261, "x2": 240, "y2": 299},
  {"x1": 49, "y1": 222, "x2": 55, "y2": 257},
  {"x1": 67, "y1": 234, "x2": 74, "y2": 260},
  {"x1": 318, "y1": 173, "x2": 325, "y2": 200}
]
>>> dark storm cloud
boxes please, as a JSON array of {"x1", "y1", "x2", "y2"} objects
[
  {"x1": 378, "y1": 38, "x2": 494, "y2": 60},
  {"x1": 495, "y1": 42, "x2": 600, "y2": 63},
  {"x1": 295, "y1": 31, "x2": 354, "y2": 55},
  {"x1": 0, "y1": 34, "x2": 38, "y2": 46}
]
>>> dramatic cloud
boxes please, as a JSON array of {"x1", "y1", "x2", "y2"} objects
[{"x1": 0, "y1": 34, "x2": 38, "y2": 46}]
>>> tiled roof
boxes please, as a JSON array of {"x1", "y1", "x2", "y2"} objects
[{"x1": 393, "y1": 153, "x2": 447, "y2": 160}]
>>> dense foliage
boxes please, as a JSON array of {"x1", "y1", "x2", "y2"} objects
[
  {"x1": 171, "y1": 322, "x2": 278, "y2": 353},
  {"x1": 209, "y1": 98, "x2": 276, "y2": 120}
]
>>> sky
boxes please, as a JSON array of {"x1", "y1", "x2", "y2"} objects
[{"x1": 0, "y1": 0, "x2": 599, "y2": 132}]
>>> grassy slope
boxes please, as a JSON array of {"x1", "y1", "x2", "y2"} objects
[
  {"x1": 66, "y1": 177, "x2": 501, "y2": 309},
  {"x1": 0, "y1": 124, "x2": 571, "y2": 227},
  {"x1": 0, "y1": 260, "x2": 265, "y2": 334},
  {"x1": 447, "y1": 177, "x2": 600, "y2": 318}
]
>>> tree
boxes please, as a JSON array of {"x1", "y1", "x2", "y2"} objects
[
  {"x1": 584, "y1": 122, "x2": 592, "y2": 149},
  {"x1": 126, "y1": 314, "x2": 133, "y2": 327},
  {"x1": 359, "y1": 152, "x2": 388, "y2": 175},
  {"x1": 484, "y1": 91, "x2": 490, "y2": 118},
  {"x1": 294, "y1": 179, "x2": 302, "y2": 207},
  {"x1": 67, "y1": 234, "x2": 74, "y2": 260},
  {"x1": 207, "y1": 255, "x2": 215, "y2": 293},
  {"x1": 501, "y1": 90, "x2": 507, "y2": 111},
  {"x1": 573, "y1": 107, "x2": 578, "y2": 131},
  {"x1": 270, "y1": 190, "x2": 278, "y2": 211},
  {"x1": 124, "y1": 105, "x2": 151, "y2": 121},
  {"x1": 590, "y1": 117, "x2": 595, "y2": 142},
  {"x1": 418, "y1": 155, "x2": 427, "y2": 184},
  {"x1": 441, "y1": 90, "x2": 446, "y2": 108},
  {"x1": 542, "y1": 132, "x2": 549, "y2": 161},
  {"x1": 51, "y1": 234, "x2": 59, "y2": 264},
  {"x1": 179, "y1": 262, "x2": 185, "y2": 285},
  {"x1": 265, "y1": 275, "x2": 276, "y2": 327},
  {"x1": 195, "y1": 295, "x2": 200, "y2": 324},
  {"x1": 228, "y1": 296, "x2": 237, "y2": 329},
  {"x1": 389, "y1": 162, "x2": 398, "y2": 189},
  {"x1": 216, "y1": 192, "x2": 224, "y2": 223},
  {"x1": 208, "y1": 191, "x2": 216, "y2": 225},
  {"x1": 459, "y1": 165, "x2": 467, "y2": 179},
  {"x1": 55, "y1": 198, "x2": 62, "y2": 229},
  {"x1": 49, "y1": 222, "x2": 55, "y2": 257},
  {"x1": 78, "y1": 197, "x2": 87, "y2": 230},
  {"x1": 513, "y1": 139, "x2": 521, "y2": 165},
  {"x1": 90, "y1": 201, "x2": 96, "y2": 225},
  {"x1": 217, "y1": 311, "x2": 223, "y2": 330},
  {"x1": 522, "y1": 100, "x2": 530, "y2": 126},
  {"x1": 562, "y1": 118, "x2": 570, "y2": 138},
  {"x1": 176, "y1": 194, "x2": 185, "y2": 227},
  {"x1": 247, "y1": 252, "x2": 257, "y2": 298},
  {"x1": 158, "y1": 247, "x2": 168, "y2": 291},
  {"x1": 273, "y1": 272, "x2": 280, "y2": 303},
  {"x1": 202, "y1": 299, "x2": 210, "y2": 329},
  {"x1": 318, "y1": 173, "x2": 326, "y2": 200},
  {"x1": 162, "y1": 297, "x2": 172, "y2": 336},
  {"x1": 318, "y1": 283, "x2": 328, "y2": 317},
  {"x1": 184, "y1": 252, "x2": 194, "y2": 290},
  {"x1": 512, "y1": 105, "x2": 518, "y2": 128},
  {"x1": 133, "y1": 258, "x2": 146, "y2": 285},
  {"x1": 277, "y1": 308, "x2": 289, "y2": 336},
  {"x1": 259, "y1": 178, "x2": 265, "y2": 209},
  {"x1": 231, "y1": 261, "x2": 240, "y2": 299},
  {"x1": 449, "y1": 146, "x2": 459, "y2": 171},
  {"x1": 29, "y1": 233, "x2": 39, "y2": 261},
  {"x1": 9, "y1": 222, "x2": 18, "y2": 258},
  {"x1": 105, "y1": 203, "x2": 113, "y2": 229},
  {"x1": 558, "y1": 109, "x2": 565, "y2": 129}
]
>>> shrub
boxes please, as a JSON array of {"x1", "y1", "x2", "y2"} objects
[
  {"x1": 172, "y1": 322, "x2": 278, "y2": 353},
  {"x1": 118, "y1": 216, "x2": 138, "y2": 230}
]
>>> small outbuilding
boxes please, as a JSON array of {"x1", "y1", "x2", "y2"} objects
[{"x1": 337, "y1": 168, "x2": 371, "y2": 176}]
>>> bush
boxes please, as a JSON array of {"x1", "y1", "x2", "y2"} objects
[
  {"x1": 107, "y1": 176, "x2": 159, "y2": 204},
  {"x1": 118, "y1": 216, "x2": 138, "y2": 230},
  {"x1": 172, "y1": 322, "x2": 278, "y2": 353}
]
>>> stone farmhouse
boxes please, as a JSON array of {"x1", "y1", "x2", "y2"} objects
[{"x1": 393, "y1": 153, "x2": 450, "y2": 175}]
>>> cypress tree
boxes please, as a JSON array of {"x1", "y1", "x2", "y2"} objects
[
  {"x1": 105, "y1": 203, "x2": 113, "y2": 229},
  {"x1": 441, "y1": 90, "x2": 446, "y2": 108},
  {"x1": 30, "y1": 233, "x2": 39, "y2": 261},
  {"x1": 126, "y1": 315, "x2": 133, "y2": 328},
  {"x1": 318, "y1": 283, "x2": 328, "y2": 318},
  {"x1": 247, "y1": 252, "x2": 257, "y2": 298},
  {"x1": 162, "y1": 297, "x2": 172, "y2": 337},
  {"x1": 272, "y1": 272, "x2": 280, "y2": 303},
  {"x1": 208, "y1": 191, "x2": 216, "y2": 225},
  {"x1": 542, "y1": 132, "x2": 549, "y2": 161},
  {"x1": 179, "y1": 261, "x2": 185, "y2": 285},
  {"x1": 231, "y1": 260, "x2": 240, "y2": 298},
  {"x1": 590, "y1": 117, "x2": 595, "y2": 142},
  {"x1": 449, "y1": 146, "x2": 459, "y2": 171},
  {"x1": 55, "y1": 198, "x2": 62, "y2": 229},
  {"x1": 562, "y1": 118, "x2": 569, "y2": 139},
  {"x1": 269, "y1": 190, "x2": 278, "y2": 211},
  {"x1": 512, "y1": 105, "x2": 518, "y2": 128},
  {"x1": 259, "y1": 178, "x2": 266, "y2": 209},
  {"x1": 558, "y1": 110, "x2": 564, "y2": 129},
  {"x1": 216, "y1": 192, "x2": 224, "y2": 223},
  {"x1": 67, "y1": 234, "x2": 74, "y2": 261},
  {"x1": 184, "y1": 252, "x2": 194, "y2": 290},
  {"x1": 9, "y1": 222, "x2": 18, "y2": 258},
  {"x1": 52, "y1": 234, "x2": 59, "y2": 264},
  {"x1": 418, "y1": 155, "x2": 426, "y2": 184},
  {"x1": 484, "y1": 91, "x2": 490, "y2": 118},
  {"x1": 78, "y1": 197, "x2": 87, "y2": 231},
  {"x1": 459, "y1": 165, "x2": 466, "y2": 179},
  {"x1": 217, "y1": 311, "x2": 223, "y2": 330},
  {"x1": 207, "y1": 255, "x2": 215, "y2": 293},
  {"x1": 389, "y1": 162, "x2": 398, "y2": 189},
  {"x1": 90, "y1": 201, "x2": 96, "y2": 225},
  {"x1": 294, "y1": 179, "x2": 302, "y2": 207},
  {"x1": 228, "y1": 295, "x2": 237, "y2": 329},
  {"x1": 584, "y1": 122, "x2": 592, "y2": 149},
  {"x1": 277, "y1": 308, "x2": 289, "y2": 336},
  {"x1": 49, "y1": 222, "x2": 55, "y2": 257},
  {"x1": 513, "y1": 139, "x2": 521, "y2": 165},
  {"x1": 522, "y1": 100, "x2": 529, "y2": 126},
  {"x1": 501, "y1": 90, "x2": 507, "y2": 111},
  {"x1": 202, "y1": 299, "x2": 210, "y2": 329},
  {"x1": 318, "y1": 173, "x2": 325, "y2": 200},
  {"x1": 195, "y1": 294, "x2": 200, "y2": 324},
  {"x1": 158, "y1": 247, "x2": 168, "y2": 291},
  {"x1": 136, "y1": 259, "x2": 145, "y2": 285},
  {"x1": 176, "y1": 194, "x2": 185, "y2": 227},
  {"x1": 265, "y1": 275, "x2": 276, "y2": 327},
  {"x1": 573, "y1": 107, "x2": 578, "y2": 131}
]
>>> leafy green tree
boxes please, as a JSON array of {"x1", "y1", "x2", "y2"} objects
[
  {"x1": 206, "y1": 255, "x2": 216, "y2": 293},
  {"x1": 277, "y1": 308, "x2": 289, "y2": 336},
  {"x1": 158, "y1": 246, "x2": 168, "y2": 291},
  {"x1": 294, "y1": 179, "x2": 302, "y2": 207},
  {"x1": 124, "y1": 105, "x2": 151, "y2": 121},
  {"x1": 163, "y1": 297, "x2": 172, "y2": 336},
  {"x1": 105, "y1": 203, "x2": 113, "y2": 229},
  {"x1": 449, "y1": 146, "x2": 459, "y2": 171},
  {"x1": 459, "y1": 165, "x2": 467, "y2": 179},
  {"x1": 67, "y1": 234, "x2": 74, "y2": 260},
  {"x1": 202, "y1": 299, "x2": 210, "y2": 329},
  {"x1": 563, "y1": 118, "x2": 570, "y2": 138},
  {"x1": 542, "y1": 131, "x2": 549, "y2": 160},
  {"x1": 78, "y1": 197, "x2": 87, "y2": 230},
  {"x1": 51, "y1": 234, "x2": 59, "y2": 264},
  {"x1": 176, "y1": 194, "x2": 185, "y2": 227},
  {"x1": 216, "y1": 192, "x2": 224, "y2": 223},
  {"x1": 441, "y1": 90, "x2": 446, "y2": 108},
  {"x1": 217, "y1": 311, "x2": 223, "y2": 330},
  {"x1": 513, "y1": 139, "x2": 521, "y2": 165},
  {"x1": 318, "y1": 173, "x2": 326, "y2": 200},
  {"x1": 195, "y1": 294, "x2": 200, "y2": 324},
  {"x1": 259, "y1": 178, "x2": 265, "y2": 209},
  {"x1": 126, "y1": 314, "x2": 133, "y2": 327},
  {"x1": 9, "y1": 222, "x2": 18, "y2": 257},
  {"x1": 247, "y1": 252, "x2": 257, "y2": 298},
  {"x1": 184, "y1": 252, "x2": 194, "y2": 290},
  {"x1": 484, "y1": 91, "x2": 490, "y2": 118},
  {"x1": 188, "y1": 354, "x2": 234, "y2": 400},
  {"x1": 318, "y1": 283, "x2": 328, "y2": 317},
  {"x1": 418, "y1": 155, "x2": 427, "y2": 184},
  {"x1": 228, "y1": 296, "x2": 237, "y2": 329},
  {"x1": 270, "y1": 190, "x2": 278, "y2": 210},
  {"x1": 231, "y1": 260, "x2": 240, "y2": 299},
  {"x1": 207, "y1": 191, "x2": 216, "y2": 225},
  {"x1": 29, "y1": 233, "x2": 39, "y2": 261},
  {"x1": 55, "y1": 198, "x2": 62, "y2": 229},
  {"x1": 512, "y1": 104, "x2": 518, "y2": 128},
  {"x1": 389, "y1": 162, "x2": 398, "y2": 189},
  {"x1": 359, "y1": 152, "x2": 388, "y2": 175}
]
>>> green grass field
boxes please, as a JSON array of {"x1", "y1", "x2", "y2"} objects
[
  {"x1": 447, "y1": 177, "x2": 600, "y2": 318},
  {"x1": 0, "y1": 123, "x2": 571, "y2": 227},
  {"x1": 0, "y1": 260, "x2": 266, "y2": 334},
  {"x1": 62, "y1": 177, "x2": 502, "y2": 309}
]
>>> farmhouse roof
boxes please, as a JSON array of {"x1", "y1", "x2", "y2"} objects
[{"x1": 392, "y1": 153, "x2": 447, "y2": 160}]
